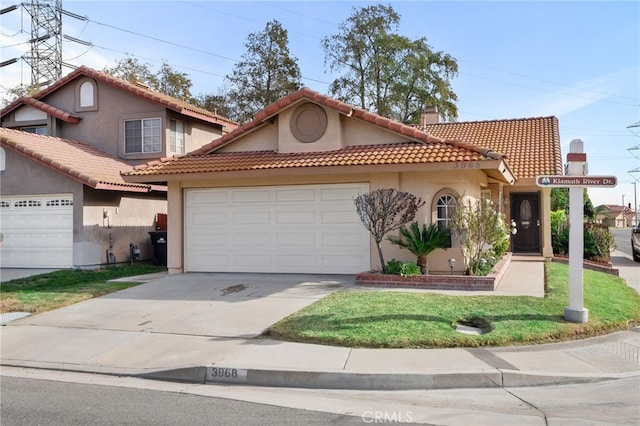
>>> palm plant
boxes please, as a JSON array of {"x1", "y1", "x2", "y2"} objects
[{"x1": 387, "y1": 222, "x2": 451, "y2": 274}]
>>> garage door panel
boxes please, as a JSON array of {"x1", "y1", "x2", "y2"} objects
[
  {"x1": 190, "y1": 232, "x2": 229, "y2": 247},
  {"x1": 187, "y1": 190, "x2": 228, "y2": 205},
  {"x1": 276, "y1": 210, "x2": 316, "y2": 224},
  {"x1": 232, "y1": 189, "x2": 270, "y2": 203},
  {"x1": 233, "y1": 211, "x2": 270, "y2": 225},
  {"x1": 321, "y1": 210, "x2": 360, "y2": 224},
  {"x1": 234, "y1": 232, "x2": 270, "y2": 247},
  {"x1": 275, "y1": 188, "x2": 316, "y2": 202},
  {"x1": 190, "y1": 211, "x2": 227, "y2": 226},
  {"x1": 185, "y1": 184, "x2": 370, "y2": 273},
  {"x1": 321, "y1": 186, "x2": 365, "y2": 201},
  {"x1": 277, "y1": 232, "x2": 316, "y2": 247},
  {"x1": 235, "y1": 254, "x2": 272, "y2": 267}
]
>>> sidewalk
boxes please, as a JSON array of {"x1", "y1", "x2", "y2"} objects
[{"x1": 1, "y1": 261, "x2": 638, "y2": 390}]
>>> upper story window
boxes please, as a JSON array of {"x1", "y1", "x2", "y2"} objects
[
  {"x1": 124, "y1": 118, "x2": 162, "y2": 153},
  {"x1": 0, "y1": 147, "x2": 5, "y2": 171},
  {"x1": 170, "y1": 119, "x2": 184, "y2": 154},
  {"x1": 76, "y1": 79, "x2": 98, "y2": 111},
  {"x1": 21, "y1": 126, "x2": 48, "y2": 135}
]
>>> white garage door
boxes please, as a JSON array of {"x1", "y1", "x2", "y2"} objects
[
  {"x1": 0, "y1": 194, "x2": 73, "y2": 268},
  {"x1": 185, "y1": 183, "x2": 371, "y2": 273}
]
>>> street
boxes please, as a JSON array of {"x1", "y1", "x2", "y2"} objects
[
  {"x1": 1, "y1": 367, "x2": 638, "y2": 425},
  {"x1": 611, "y1": 228, "x2": 633, "y2": 258}
]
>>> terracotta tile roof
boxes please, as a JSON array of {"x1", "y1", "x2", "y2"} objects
[
  {"x1": 422, "y1": 117, "x2": 562, "y2": 179},
  {"x1": 125, "y1": 88, "x2": 539, "y2": 183},
  {"x1": 0, "y1": 127, "x2": 165, "y2": 193},
  {"x1": 126, "y1": 142, "x2": 502, "y2": 177},
  {"x1": 0, "y1": 66, "x2": 237, "y2": 132},
  {"x1": 18, "y1": 97, "x2": 82, "y2": 123}
]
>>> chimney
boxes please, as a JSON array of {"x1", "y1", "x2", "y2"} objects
[{"x1": 421, "y1": 106, "x2": 439, "y2": 126}]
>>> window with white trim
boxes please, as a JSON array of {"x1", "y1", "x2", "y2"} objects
[
  {"x1": 436, "y1": 194, "x2": 456, "y2": 230},
  {"x1": 170, "y1": 119, "x2": 184, "y2": 154},
  {"x1": 79, "y1": 81, "x2": 95, "y2": 107},
  {"x1": 125, "y1": 118, "x2": 162, "y2": 153}
]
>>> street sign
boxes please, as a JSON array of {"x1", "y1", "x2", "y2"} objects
[{"x1": 536, "y1": 175, "x2": 617, "y2": 188}]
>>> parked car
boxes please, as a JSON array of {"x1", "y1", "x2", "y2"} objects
[{"x1": 632, "y1": 224, "x2": 640, "y2": 262}]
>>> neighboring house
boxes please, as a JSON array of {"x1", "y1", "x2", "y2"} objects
[
  {"x1": 124, "y1": 88, "x2": 562, "y2": 275},
  {"x1": 0, "y1": 66, "x2": 237, "y2": 268},
  {"x1": 596, "y1": 204, "x2": 635, "y2": 227}
]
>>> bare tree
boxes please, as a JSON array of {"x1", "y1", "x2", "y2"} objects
[{"x1": 354, "y1": 189, "x2": 425, "y2": 270}]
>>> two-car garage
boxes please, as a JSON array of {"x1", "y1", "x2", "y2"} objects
[{"x1": 184, "y1": 183, "x2": 371, "y2": 274}]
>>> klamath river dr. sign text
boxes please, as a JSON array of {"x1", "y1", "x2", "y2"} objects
[{"x1": 536, "y1": 175, "x2": 617, "y2": 188}]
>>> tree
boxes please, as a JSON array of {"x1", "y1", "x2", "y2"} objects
[
  {"x1": 103, "y1": 57, "x2": 155, "y2": 86},
  {"x1": 321, "y1": 4, "x2": 458, "y2": 123},
  {"x1": 223, "y1": 20, "x2": 302, "y2": 124},
  {"x1": 354, "y1": 189, "x2": 425, "y2": 271},
  {"x1": 450, "y1": 197, "x2": 506, "y2": 275},
  {"x1": 551, "y1": 187, "x2": 596, "y2": 219},
  {"x1": 103, "y1": 57, "x2": 193, "y2": 102},
  {"x1": 387, "y1": 222, "x2": 450, "y2": 274},
  {"x1": 1, "y1": 84, "x2": 39, "y2": 107}
]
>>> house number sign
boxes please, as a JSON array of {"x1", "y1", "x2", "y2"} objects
[{"x1": 206, "y1": 366, "x2": 248, "y2": 383}]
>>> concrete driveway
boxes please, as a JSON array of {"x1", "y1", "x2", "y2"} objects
[{"x1": 11, "y1": 272, "x2": 354, "y2": 338}]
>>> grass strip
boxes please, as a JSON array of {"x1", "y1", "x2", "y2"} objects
[
  {"x1": 267, "y1": 262, "x2": 640, "y2": 348},
  {"x1": 1, "y1": 264, "x2": 165, "y2": 314}
]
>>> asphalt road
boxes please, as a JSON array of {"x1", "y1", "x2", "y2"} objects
[
  {"x1": 611, "y1": 228, "x2": 633, "y2": 257},
  {"x1": 0, "y1": 376, "x2": 365, "y2": 426}
]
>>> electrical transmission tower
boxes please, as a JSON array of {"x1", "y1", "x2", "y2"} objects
[{"x1": 23, "y1": 0, "x2": 63, "y2": 89}]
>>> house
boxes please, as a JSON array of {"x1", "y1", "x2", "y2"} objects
[
  {"x1": 123, "y1": 88, "x2": 562, "y2": 275},
  {"x1": 596, "y1": 204, "x2": 635, "y2": 227},
  {"x1": 0, "y1": 66, "x2": 237, "y2": 268}
]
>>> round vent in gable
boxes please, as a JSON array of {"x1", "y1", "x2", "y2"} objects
[{"x1": 290, "y1": 103, "x2": 328, "y2": 143}]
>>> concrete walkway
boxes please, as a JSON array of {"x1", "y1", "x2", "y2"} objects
[{"x1": 1, "y1": 259, "x2": 638, "y2": 390}]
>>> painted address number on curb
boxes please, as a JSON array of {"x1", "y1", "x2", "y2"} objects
[{"x1": 206, "y1": 366, "x2": 248, "y2": 383}]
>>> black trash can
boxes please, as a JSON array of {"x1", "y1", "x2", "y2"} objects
[{"x1": 148, "y1": 231, "x2": 167, "y2": 266}]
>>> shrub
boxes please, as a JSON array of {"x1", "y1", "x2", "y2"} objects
[
  {"x1": 383, "y1": 259, "x2": 421, "y2": 277},
  {"x1": 399, "y1": 261, "x2": 421, "y2": 277},
  {"x1": 384, "y1": 259, "x2": 403, "y2": 275}
]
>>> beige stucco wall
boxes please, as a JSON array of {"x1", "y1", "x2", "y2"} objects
[
  {"x1": 80, "y1": 188, "x2": 167, "y2": 266},
  {"x1": 2, "y1": 77, "x2": 224, "y2": 163}
]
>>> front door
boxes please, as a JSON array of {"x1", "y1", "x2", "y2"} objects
[{"x1": 511, "y1": 192, "x2": 540, "y2": 253}]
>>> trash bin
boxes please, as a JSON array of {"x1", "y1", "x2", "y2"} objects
[{"x1": 148, "y1": 231, "x2": 167, "y2": 266}]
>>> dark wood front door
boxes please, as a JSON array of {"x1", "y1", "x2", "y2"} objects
[{"x1": 511, "y1": 193, "x2": 541, "y2": 253}]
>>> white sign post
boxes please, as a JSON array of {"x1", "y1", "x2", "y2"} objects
[{"x1": 536, "y1": 139, "x2": 617, "y2": 323}]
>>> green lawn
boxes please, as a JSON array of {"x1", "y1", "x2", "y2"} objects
[
  {"x1": 267, "y1": 262, "x2": 640, "y2": 348},
  {"x1": 0, "y1": 265, "x2": 166, "y2": 314}
]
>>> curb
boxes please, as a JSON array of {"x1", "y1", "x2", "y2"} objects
[{"x1": 139, "y1": 364, "x2": 640, "y2": 391}]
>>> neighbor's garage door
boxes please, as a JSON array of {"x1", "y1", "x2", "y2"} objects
[
  {"x1": 184, "y1": 184, "x2": 370, "y2": 273},
  {"x1": 0, "y1": 194, "x2": 73, "y2": 268}
]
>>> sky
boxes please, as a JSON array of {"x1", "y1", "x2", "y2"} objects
[{"x1": 1, "y1": 1, "x2": 638, "y2": 209}]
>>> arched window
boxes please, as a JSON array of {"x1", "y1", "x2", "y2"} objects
[
  {"x1": 76, "y1": 79, "x2": 98, "y2": 111},
  {"x1": 432, "y1": 189, "x2": 459, "y2": 230}
]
